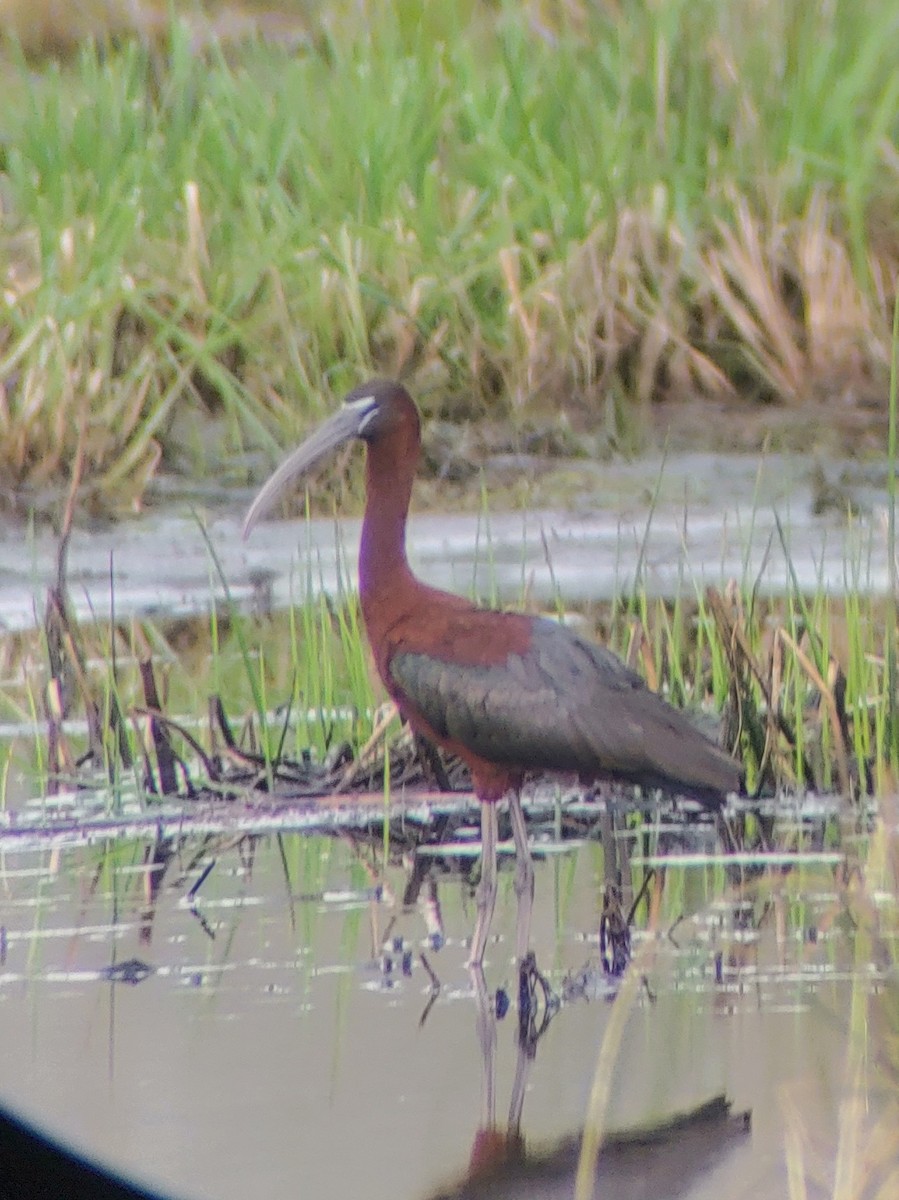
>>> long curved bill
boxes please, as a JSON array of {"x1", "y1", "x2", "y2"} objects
[{"x1": 242, "y1": 395, "x2": 379, "y2": 539}]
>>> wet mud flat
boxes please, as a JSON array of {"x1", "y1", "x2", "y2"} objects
[{"x1": 0, "y1": 450, "x2": 889, "y2": 634}]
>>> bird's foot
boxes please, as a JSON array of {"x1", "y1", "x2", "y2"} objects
[{"x1": 517, "y1": 952, "x2": 558, "y2": 1047}]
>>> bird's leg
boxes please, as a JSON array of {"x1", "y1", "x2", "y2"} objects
[
  {"x1": 508, "y1": 790, "x2": 534, "y2": 963},
  {"x1": 469, "y1": 801, "x2": 498, "y2": 967},
  {"x1": 469, "y1": 965, "x2": 496, "y2": 1125}
]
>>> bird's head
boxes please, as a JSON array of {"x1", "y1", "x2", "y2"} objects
[
  {"x1": 242, "y1": 379, "x2": 420, "y2": 538},
  {"x1": 342, "y1": 379, "x2": 421, "y2": 443}
]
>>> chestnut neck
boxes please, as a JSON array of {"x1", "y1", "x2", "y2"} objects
[{"x1": 358, "y1": 422, "x2": 421, "y2": 638}]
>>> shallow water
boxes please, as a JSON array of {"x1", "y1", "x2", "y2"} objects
[{"x1": 0, "y1": 814, "x2": 891, "y2": 1200}]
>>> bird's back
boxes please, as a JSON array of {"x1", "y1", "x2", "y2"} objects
[{"x1": 388, "y1": 612, "x2": 739, "y2": 807}]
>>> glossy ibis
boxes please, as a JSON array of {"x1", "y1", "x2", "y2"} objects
[{"x1": 243, "y1": 380, "x2": 740, "y2": 966}]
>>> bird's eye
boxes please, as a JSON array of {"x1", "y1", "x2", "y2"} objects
[
  {"x1": 344, "y1": 395, "x2": 378, "y2": 432},
  {"x1": 356, "y1": 406, "x2": 378, "y2": 434}
]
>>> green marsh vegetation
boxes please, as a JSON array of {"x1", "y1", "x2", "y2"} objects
[
  {"x1": 1, "y1": 0, "x2": 897, "y2": 510},
  {"x1": 1, "y1": 532, "x2": 895, "y2": 810}
]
